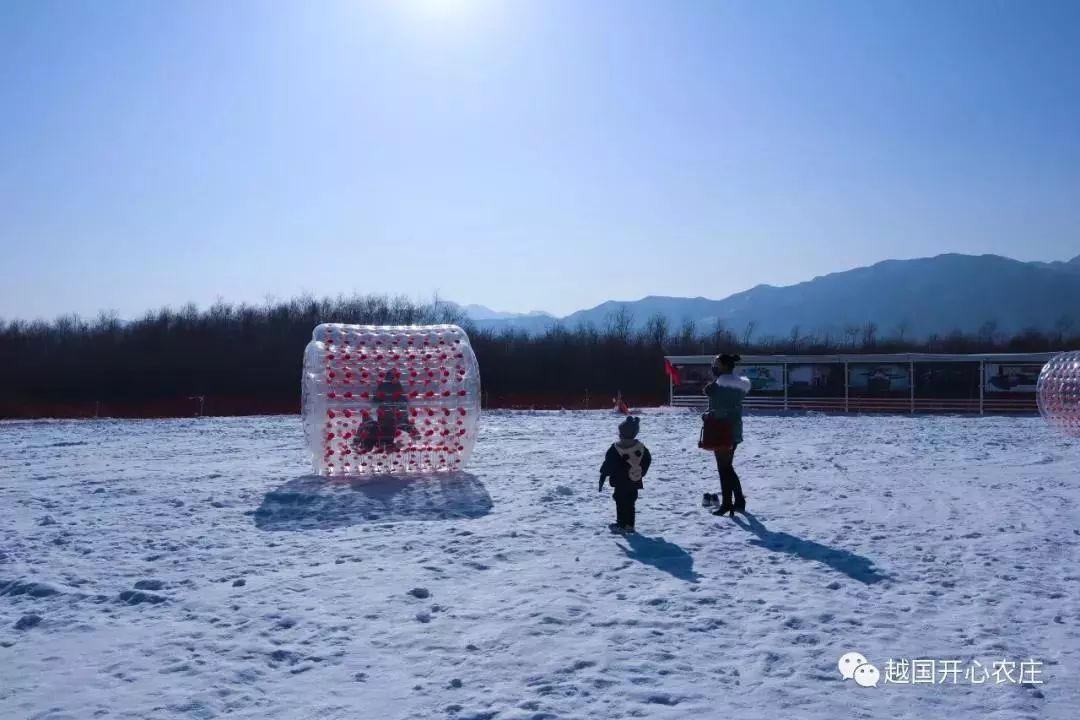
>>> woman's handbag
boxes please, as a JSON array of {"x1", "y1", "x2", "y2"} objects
[{"x1": 698, "y1": 413, "x2": 734, "y2": 451}]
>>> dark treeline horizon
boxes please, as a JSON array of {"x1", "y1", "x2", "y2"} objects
[{"x1": 2, "y1": 293, "x2": 1078, "y2": 417}]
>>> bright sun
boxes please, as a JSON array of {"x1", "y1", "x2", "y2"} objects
[{"x1": 409, "y1": 0, "x2": 474, "y2": 20}]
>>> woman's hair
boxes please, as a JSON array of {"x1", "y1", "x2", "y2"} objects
[{"x1": 714, "y1": 353, "x2": 741, "y2": 370}]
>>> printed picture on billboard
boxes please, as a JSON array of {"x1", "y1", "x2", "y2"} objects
[
  {"x1": 787, "y1": 364, "x2": 845, "y2": 396},
  {"x1": 915, "y1": 362, "x2": 981, "y2": 399},
  {"x1": 985, "y1": 363, "x2": 1043, "y2": 393},
  {"x1": 671, "y1": 364, "x2": 711, "y2": 395},
  {"x1": 848, "y1": 364, "x2": 911, "y2": 393},
  {"x1": 740, "y1": 365, "x2": 784, "y2": 393}
]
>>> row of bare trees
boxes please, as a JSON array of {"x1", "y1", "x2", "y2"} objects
[{"x1": 1, "y1": 294, "x2": 1077, "y2": 415}]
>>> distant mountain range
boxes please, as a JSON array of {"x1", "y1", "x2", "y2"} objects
[
  {"x1": 457, "y1": 304, "x2": 554, "y2": 322},
  {"x1": 457, "y1": 253, "x2": 1080, "y2": 340}
]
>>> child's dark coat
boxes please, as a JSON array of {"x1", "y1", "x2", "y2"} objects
[{"x1": 599, "y1": 439, "x2": 652, "y2": 528}]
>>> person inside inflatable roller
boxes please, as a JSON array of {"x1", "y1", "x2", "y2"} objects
[{"x1": 353, "y1": 367, "x2": 417, "y2": 453}]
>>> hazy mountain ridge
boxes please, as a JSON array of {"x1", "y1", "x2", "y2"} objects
[
  {"x1": 458, "y1": 304, "x2": 554, "y2": 321},
  {"x1": 461, "y1": 253, "x2": 1080, "y2": 340}
]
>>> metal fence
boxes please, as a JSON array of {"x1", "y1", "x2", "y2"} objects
[{"x1": 667, "y1": 352, "x2": 1058, "y2": 414}]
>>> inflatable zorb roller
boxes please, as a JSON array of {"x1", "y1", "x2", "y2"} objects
[
  {"x1": 301, "y1": 324, "x2": 482, "y2": 476},
  {"x1": 1037, "y1": 350, "x2": 1080, "y2": 439}
]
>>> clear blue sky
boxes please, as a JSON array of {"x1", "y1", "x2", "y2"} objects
[{"x1": 2, "y1": 0, "x2": 1079, "y2": 322}]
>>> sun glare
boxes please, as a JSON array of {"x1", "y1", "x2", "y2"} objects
[{"x1": 408, "y1": 0, "x2": 475, "y2": 21}]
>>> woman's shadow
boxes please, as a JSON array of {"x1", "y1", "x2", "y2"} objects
[
  {"x1": 731, "y1": 512, "x2": 887, "y2": 585},
  {"x1": 254, "y1": 472, "x2": 493, "y2": 531}
]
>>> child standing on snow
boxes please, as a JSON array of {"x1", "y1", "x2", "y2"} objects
[{"x1": 599, "y1": 415, "x2": 652, "y2": 533}]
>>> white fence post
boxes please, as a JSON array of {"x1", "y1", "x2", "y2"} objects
[
  {"x1": 844, "y1": 361, "x2": 850, "y2": 413},
  {"x1": 979, "y1": 360, "x2": 985, "y2": 415},
  {"x1": 910, "y1": 360, "x2": 915, "y2": 413},
  {"x1": 783, "y1": 363, "x2": 789, "y2": 411}
]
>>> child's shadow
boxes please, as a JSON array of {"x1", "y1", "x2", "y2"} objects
[
  {"x1": 731, "y1": 512, "x2": 887, "y2": 585},
  {"x1": 615, "y1": 533, "x2": 702, "y2": 583}
]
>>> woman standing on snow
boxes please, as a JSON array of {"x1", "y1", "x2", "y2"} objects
[{"x1": 702, "y1": 354, "x2": 751, "y2": 516}]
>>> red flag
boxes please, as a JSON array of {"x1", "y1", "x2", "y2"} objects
[{"x1": 664, "y1": 359, "x2": 681, "y2": 385}]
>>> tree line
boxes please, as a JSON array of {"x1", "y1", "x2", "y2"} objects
[{"x1": 1, "y1": 295, "x2": 1077, "y2": 417}]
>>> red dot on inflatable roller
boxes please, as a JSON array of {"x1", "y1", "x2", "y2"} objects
[
  {"x1": 328, "y1": 392, "x2": 337, "y2": 399},
  {"x1": 327, "y1": 410, "x2": 336, "y2": 418}
]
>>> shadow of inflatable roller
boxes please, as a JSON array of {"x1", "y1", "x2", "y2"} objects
[{"x1": 254, "y1": 472, "x2": 494, "y2": 531}]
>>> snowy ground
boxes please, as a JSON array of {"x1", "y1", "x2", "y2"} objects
[{"x1": 2, "y1": 410, "x2": 1079, "y2": 720}]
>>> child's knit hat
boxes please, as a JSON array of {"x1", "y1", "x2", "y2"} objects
[{"x1": 618, "y1": 415, "x2": 640, "y2": 440}]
